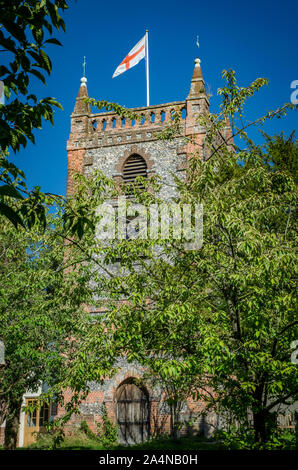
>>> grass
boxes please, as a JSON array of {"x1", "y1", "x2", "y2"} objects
[
  {"x1": 23, "y1": 432, "x2": 226, "y2": 451},
  {"x1": 115, "y1": 436, "x2": 225, "y2": 451}
]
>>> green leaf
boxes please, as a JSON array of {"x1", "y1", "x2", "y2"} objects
[
  {"x1": 0, "y1": 202, "x2": 24, "y2": 228},
  {"x1": 0, "y1": 185, "x2": 24, "y2": 199},
  {"x1": 44, "y1": 38, "x2": 62, "y2": 46},
  {"x1": 39, "y1": 50, "x2": 52, "y2": 74}
]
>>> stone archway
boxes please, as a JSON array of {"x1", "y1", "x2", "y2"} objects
[{"x1": 116, "y1": 378, "x2": 150, "y2": 444}]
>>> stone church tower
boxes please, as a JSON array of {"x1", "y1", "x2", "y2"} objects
[
  {"x1": 66, "y1": 57, "x2": 209, "y2": 199},
  {"x1": 63, "y1": 57, "x2": 219, "y2": 443}
]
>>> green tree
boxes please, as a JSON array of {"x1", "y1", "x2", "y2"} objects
[
  {"x1": 0, "y1": 207, "x2": 87, "y2": 450},
  {"x1": 63, "y1": 71, "x2": 297, "y2": 448},
  {"x1": 262, "y1": 130, "x2": 298, "y2": 184},
  {"x1": 0, "y1": 0, "x2": 68, "y2": 228},
  {"x1": 0, "y1": 1, "x2": 143, "y2": 233},
  {"x1": 0, "y1": 0, "x2": 67, "y2": 153}
]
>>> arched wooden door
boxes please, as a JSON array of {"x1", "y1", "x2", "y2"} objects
[{"x1": 116, "y1": 380, "x2": 150, "y2": 444}]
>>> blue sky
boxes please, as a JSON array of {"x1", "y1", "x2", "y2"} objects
[{"x1": 8, "y1": 0, "x2": 298, "y2": 196}]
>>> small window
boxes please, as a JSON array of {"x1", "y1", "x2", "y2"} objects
[
  {"x1": 50, "y1": 402, "x2": 58, "y2": 417},
  {"x1": 39, "y1": 403, "x2": 50, "y2": 427},
  {"x1": 27, "y1": 400, "x2": 37, "y2": 427},
  {"x1": 160, "y1": 111, "x2": 165, "y2": 122}
]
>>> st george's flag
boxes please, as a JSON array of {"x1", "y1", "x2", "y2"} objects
[{"x1": 112, "y1": 35, "x2": 146, "y2": 78}]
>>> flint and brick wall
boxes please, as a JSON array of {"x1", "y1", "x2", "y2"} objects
[{"x1": 57, "y1": 359, "x2": 211, "y2": 439}]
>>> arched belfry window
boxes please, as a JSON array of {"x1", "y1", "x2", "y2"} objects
[{"x1": 123, "y1": 154, "x2": 147, "y2": 189}]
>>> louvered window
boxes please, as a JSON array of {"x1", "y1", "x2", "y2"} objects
[{"x1": 123, "y1": 154, "x2": 147, "y2": 189}]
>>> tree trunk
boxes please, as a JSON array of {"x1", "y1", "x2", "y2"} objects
[
  {"x1": 4, "y1": 396, "x2": 22, "y2": 450},
  {"x1": 253, "y1": 410, "x2": 267, "y2": 444},
  {"x1": 252, "y1": 383, "x2": 269, "y2": 445},
  {"x1": 170, "y1": 401, "x2": 181, "y2": 442},
  {"x1": 252, "y1": 379, "x2": 280, "y2": 447}
]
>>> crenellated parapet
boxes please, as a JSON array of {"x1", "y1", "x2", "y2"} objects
[{"x1": 68, "y1": 101, "x2": 188, "y2": 151}]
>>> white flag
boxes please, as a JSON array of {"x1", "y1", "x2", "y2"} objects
[{"x1": 113, "y1": 35, "x2": 146, "y2": 78}]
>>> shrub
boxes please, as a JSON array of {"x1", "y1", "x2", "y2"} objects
[
  {"x1": 96, "y1": 404, "x2": 119, "y2": 448},
  {"x1": 215, "y1": 426, "x2": 297, "y2": 450}
]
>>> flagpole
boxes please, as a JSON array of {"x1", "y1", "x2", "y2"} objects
[{"x1": 145, "y1": 29, "x2": 150, "y2": 106}]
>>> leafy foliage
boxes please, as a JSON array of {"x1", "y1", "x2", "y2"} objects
[
  {"x1": 96, "y1": 404, "x2": 119, "y2": 448},
  {"x1": 85, "y1": 98, "x2": 142, "y2": 122},
  {"x1": 62, "y1": 70, "x2": 297, "y2": 448},
  {"x1": 0, "y1": 1, "x2": 69, "y2": 229},
  {"x1": 78, "y1": 406, "x2": 119, "y2": 449},
  {"x1": 0, "y1": 208, "x2": 87, "y2": 449},
  {"x1": 0, "y1": 150, "x2": 61, "y2": 229},
  {"x1": 0, "y1": 0, "x2": 67, "y2": 152},
  {"x1": 0, "y1": 2, "x2": 152, "y2": 232}
]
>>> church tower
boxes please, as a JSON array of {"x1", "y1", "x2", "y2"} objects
[
  {"x1": 63, "y1": 57, "x2": 217, "y2": 443},
  {"x1": 66, "y1": 57, "x2": 210, "y2": 200}
]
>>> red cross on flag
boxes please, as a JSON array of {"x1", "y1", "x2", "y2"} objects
[{"x1": 113, "y1": 35, "x2": 146, "y2": 78}]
